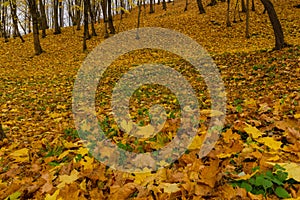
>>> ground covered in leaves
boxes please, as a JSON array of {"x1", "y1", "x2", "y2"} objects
[{"x1": 0, "y1": 0, "x2": 300, "y2": 199}]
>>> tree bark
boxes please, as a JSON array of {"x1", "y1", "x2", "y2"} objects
[
  {"x1": 53, "y1": 0, "x2": 61, "y2": 34},
  {"x1": 28, "y1": 0, "x2": 43, "y2": 55},
  {"x1": 0, "y1": 123, "x2": 6, "y2": 141},
  {"x1": 107, "y1": 0, "x2": 115, "y2": 34},
  {"x1": 184, "y1": 0, "x2": 188, "y2": 11},
  {"x1": 260, "y1": 0, "x2": 286, "y2": 50},
  {"x1": 251, "y1": 0, "x2": 255, "y2": 11},
  {"x1": 162, "y1": 0, "x2": 166, "y2": 10},
  {"x1": 246, "y1": 0, "x2": 250, "y2": 38},
  {"x1": 196, "y1": 0, "x2": 205, "y2": 14},
  {"x1": 101, "y1": 0, "x2": 109, "y2": 38},
  {"x1": 150, "y1": 0, "x2": 154, "y2": 13},
  {"x1": 226, "y1": 0, "x2": 231, "y2": 27},
  {"x1": 39, "y1": 0, "x2": 48, "y2": 38},
  {"x1": 241, "y1": 0, "x2": 247, "y2": 12},
  {"x1": 83, "y1": 0, "x2": 88, "y2": 51},
  {"x1": 10, "y1": 0, "x2": 25, "y2": 42}
]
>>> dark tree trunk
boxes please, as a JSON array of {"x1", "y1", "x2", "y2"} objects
[
  {"x1": 76, "y1": 0, "x2": 81, "y2": 30},
  {"x1": 226, "y1": 0, "x2": 231, "y2": 27},
  {"x1": 251, "y1": 0, "x2": 255, "y2": 11},
  {"x1": 196, "y1": 0, "x2": 205, "y2": 14},
  {"x1": 39, "y1": 0, "x2": 48, "y2": 38},
  {"x1": 28, "y1": 0, "x2": 43, "y2": 55},
  {"x1": 208, "y1": 0, "x2": 217, "y2": 6},
  {"x1": 260, "y1": 0, "x2": 286, "y2": 50},
  {"x1": 88, "y1": 0, "x2": 97, "y2": 36},
  {"x1": 162, "y1": 0, "x2": 167, "y2": 10},
  {"x1": 246, "y1": 0, "x2": 250, "y2": 38},
  {"x1": 150, "y1": 0, "x2": 154, "y2": 13},
  {"x1": 101, "y1": 0, "x2": 109, "y2": 38},
  {"x1": 59, "y1": 1, "x2": 64, "y2": 27},
  {"x1": 241, "y1": 0, "x2": 247, "y2": 12},
  {"x1": 107, "y1": 0, "x2": 115, "y2": 34},
  {"x1": 10, "y1": 0, "x2": 25, "y2": 42},
  {"x1": 0, "y1": 123, "x2": 5, "y2": 141},
  {"x1": 1, "y1": 0, "x2": 9, "y2": 42},
  {"x1": 83, "y1": 0, "x2": 88, "y2": 51},
  {"x1": 184, "y1": 0, "x2": 188, "y2": 11},
  {"x1": 53, "y1": 0, "x2": 61, "y2": 34}
]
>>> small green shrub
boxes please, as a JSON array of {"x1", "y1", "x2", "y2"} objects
[{"x1": 231, "y1": 165, "x2": 291, "y2": 198}]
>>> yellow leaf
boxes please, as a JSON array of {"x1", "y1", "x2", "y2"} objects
[
  {"x1": 57, "y1": 169, "x2": 79, "y2": 189},
  {"x1": 76, "y1": 147, "x2": 89, "y2": 156},
  {"x1": 244, "y1": 124, "x2": 263, "y2": 139},
  {"x1": 294, "y1": 113, "x2": 300, "y2": 119},
  {"x1": 58, "y1": 150, "x2": 73, "y2": 160},
  {"x1": 200, "y1": 109, "x2": 224, "y2": 117},
  {"x1": 79, "y1": 179, "x2": 87, "y2": 192},
  {"x1": 188, "y1": 135, "x2": 204, "y2": 150},
  {"x1": 267, "y1": 155, "x2": 280, "y2": 161},
  {"x1": 136, "y1": 125, "x2": 155, "y2": 138},
  {"x1": 10, "y1": 148, "x2": 28, "y2": 157},
  {"x1": 120, "y1": 120, "x2": 133, "y2": 133},
  {"x1": 133, "y1": 172, "x2": 153, "y2": 185},
  {"x1": 45, "y1": 189, "x2": 60, "y2": 200},
  {"x1": 80, "y1": 156, "x2": 94, "y2": 171},
  {"x1": 161, "y1": 183, "x2": 181, "y2": 193},
  {"x1": 267, "y1": 162, "x2": 300, "y2": 182},
  {"x1": 235, "y1": 170, "x2": 258, "y2": 181},
  {"x1": 256, "y1": 137, "x2": 282, "y2": 150},
  {"x1": 217, "y1": 153, "x2": 232, "y2": 159}
]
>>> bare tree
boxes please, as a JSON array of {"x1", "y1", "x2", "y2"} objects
[
  {"x1": 260, "y1": 0, "x2": 286, "y2": 49},
  {"x1": 10, "y1": 0, "x2": 25, "y2": 42}
]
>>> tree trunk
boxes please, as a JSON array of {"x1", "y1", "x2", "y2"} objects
[
  {"x1": 53, "y1": 0, "x2": 61, "y2": 34},
  {"x1": 0, "y1": 123, "x2": 6, "y2": 141},
  {"x1": 39, "y1": 0, "x2": 48, "y2": 38},
  {"x1": 251, "y1": 0, "x2": 255, "y2": 11},
  {"x1": 241, "y1": 0, "x2": 247, "y2": 12},
  {"x1": 83, "y1": 0, "x2": 88, "y2": 51},
  {"x1": 59, "y1": 0, "x2": 64, "y2": 27},
  {"x1": 162, "y1": 0, "x2": 167, "y2": 10},
  {"x1": 184, "y1": 0, "x2": 188, "y2": 11},
  {"x1": 10, "y1": 0, "x2": 25, "y2": 42},
  {"x1": 246, "y1": 0, "x2": 250, "y2": 38},
  {"x1": 28, "y1": 0, "x2": 43, "y2": 55},
  {"x1": 150, "y1": 0, "x2": 154, "y2": 13},
  {"x1": 107, "y1": 0, "x2": 115, "y2": 34},
  {"x1": 260, "y1": 0, "x2": 286, "y2": 50},
  {"x1": 196, "y1": 0, "x2": 205, "y2": 14},
  {"x1": 76, "y1": 0, "x2": 81, "y2": 30},
  {"x1": 208, "y1": 0, "x2": 217, "y2": 6},
  {"x1": 226, "y1": 0, "x2": 231, "y2": 27},
  {"x1": 88, "y1": 0, "x2": 97, "y2": 36},
  {"x1": 101, "y1": 0, "x2": 109, "y2": 38},
  {"x1": 1, "y1": 0, "x2": 9, "y2": 42}
]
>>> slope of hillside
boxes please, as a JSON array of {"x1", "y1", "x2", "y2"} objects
[{"x1": 0, "y1": 0, "x2": 299, "y2": 199}]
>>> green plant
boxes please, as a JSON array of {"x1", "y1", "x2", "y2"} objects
[
  {"x1": 231, "y1": 165, "x2": 291, "y2": 198},
  {"x1": 63, "y1": 128, "x2": 79, "y2": 140}
]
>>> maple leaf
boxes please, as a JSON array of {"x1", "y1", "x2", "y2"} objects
[{"x1": 57, "y1": 169, "x2": 80, "y2": 189}]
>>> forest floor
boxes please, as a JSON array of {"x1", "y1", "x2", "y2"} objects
[{"x1": 0, "y1": 0, "x2": 300, "y2": 199}]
